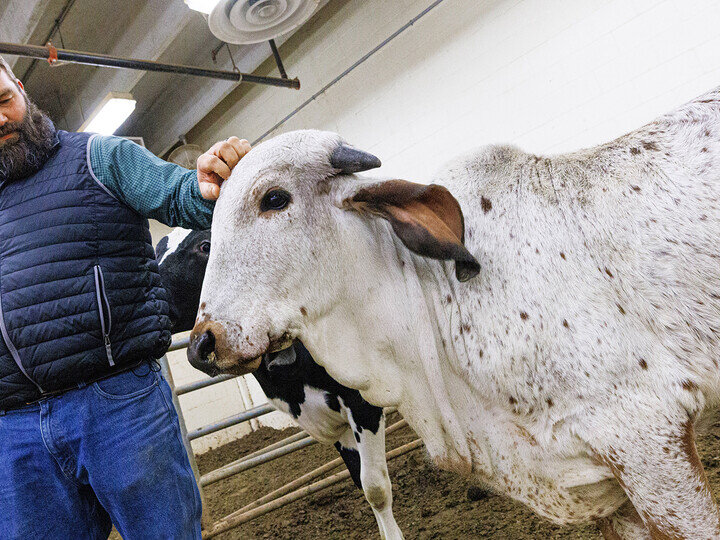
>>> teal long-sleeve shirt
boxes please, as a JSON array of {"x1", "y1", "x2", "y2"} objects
[{"x1": 88, "y1": 134, "x2": 214, "y2": 230}]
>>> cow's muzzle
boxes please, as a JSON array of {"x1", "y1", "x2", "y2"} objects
[
  {"x1": 187, "y1": 322, "x2": 264, "y2": 376},
  {"x1": 187, "y1": 330, "x2": 221, "y2": 376}
]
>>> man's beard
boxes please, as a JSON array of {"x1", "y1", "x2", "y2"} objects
[{"x1": 0, "y1": 98, "x2": 56, "y2": 183}]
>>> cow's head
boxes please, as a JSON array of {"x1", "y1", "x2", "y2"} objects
[
  {"x1": 156, "y1": 228, "x2": 211, "y2": 333},
  {"x1": 188, "y1": 129, "x2": 479, "y2": 378}
]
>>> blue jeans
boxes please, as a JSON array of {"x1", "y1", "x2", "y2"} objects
[{"x1": 0, "y1": 363, "x2": 202, "y2": 540}]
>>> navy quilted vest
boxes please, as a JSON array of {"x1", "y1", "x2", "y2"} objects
[{"x1": 0, "y1": 130, "x2": 171, "y2": 410}]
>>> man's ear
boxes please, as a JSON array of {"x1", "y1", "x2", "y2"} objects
[{"x1": 343, "y1": 180, "x2": 480, "y2": 282}]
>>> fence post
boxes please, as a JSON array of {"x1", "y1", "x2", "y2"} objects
[{"x1": 158, "y1": 354, "x2": 212, "y2": 530}]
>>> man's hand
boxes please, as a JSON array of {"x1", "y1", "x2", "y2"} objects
[{"x1": 197, "y1": 137, "x2": 252, "y2": 200}]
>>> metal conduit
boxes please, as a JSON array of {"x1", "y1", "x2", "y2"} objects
[
  {"x1": 231, "y1": 430, "x2": 310, "y2": 463},
  {"x1": 168, "y1": 336, "x2": 190, "y2": 352},
  {"x1": 188, "y1": 403, "x2": 275, "y2": 441},
  {"x1": 0, "y1": 42, "x2": 300, "y2": 89},
  {"x1": 201, "y1": 436, "x2": 317, "y2": 486},
  {"x1": 175, "y1": 374, "x2": 236, "y2": 395}
]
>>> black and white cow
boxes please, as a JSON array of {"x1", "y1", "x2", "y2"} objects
[{"x1": 156, "y1": 229, "x2": 403, "y2": 540}]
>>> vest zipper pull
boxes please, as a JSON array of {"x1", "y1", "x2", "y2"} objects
[{"x1": 104, "y1": 334, "x2": 115, "y2": 366}]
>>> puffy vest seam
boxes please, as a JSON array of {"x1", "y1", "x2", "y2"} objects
[{"x1": 86, "y1": 134, "x2": 121, "y2": 202}]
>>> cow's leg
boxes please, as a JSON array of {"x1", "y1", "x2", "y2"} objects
[
  {"x1": 345, "y1": 412, "x2": 404, "y2": 540},
  {"x1": 585, "y1": 410, "x2": 719, "y2": 539},
  {"x1": 334, "y1": 430, "x2": 363, "y2": 490},
  {"x1": 597, "y1": 501, "x2": 650, "y2": 539}
]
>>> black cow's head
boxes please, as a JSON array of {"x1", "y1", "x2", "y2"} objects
[{"x1": 155, "y1": 228, "x2": 211, "y2": 333}]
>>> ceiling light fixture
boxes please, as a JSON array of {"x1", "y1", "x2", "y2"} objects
[
  {"x1": 185, "y1": 0, "x2": 221, "y2": 15},
  {"x1": 80, "y1": 92, "x2": 136, "y2": 135}
]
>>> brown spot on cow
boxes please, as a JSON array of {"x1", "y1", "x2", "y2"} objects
[
  {"x1": 560, "y1": 252, "x2": 566, "y2": 260},
  {"x1": 509, "y1": 396, "x2": 517, "y2": 405},
  {"x1": 562, "y1": 319, "x2": 569, "y2": 328},
  {"x1": 520, "y1": 311, "x2": 529, "y2": 321},
  {"x1": 546, "y1": 398, "x2": 554, "y2": 408},
  {"x1": 199, "y1": 302, "x2": 206, "y2": 310},
  {"x1": 638, "y1": 358, "x2": 648, "y2": 370},
  {"x1": 682, "y1": 379, "x2": 698, "y2": 392},
  {"x1": 642, "y1": 141, "x2": 659, "y2": 151},
  {"x1": 480, "y1": 196, "x2": 492, "y2": 213},
  {"x1": 479, "y1": 349, "x2": 484, "y2": 358},
  {"x1": 630, "y1": 147, "x2": 641, "y2": 155},
  {"x1": 300, "y1": 306, "x2": 308, "y2": 316},
  {"x1": 604, "y1": 267, "x2": 614, "y2": 278},
  {"x1": 631, "y1": 185, "x2": 641, "y2": 192},
  {"x1": 446, "y1": 295, "x2": 452, "y2": 304},
  {"x1": 617, "y1": 304, "x2": 626, "y2": 315}
]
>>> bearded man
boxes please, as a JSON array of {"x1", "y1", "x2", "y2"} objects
[{"x1": 0, "y1": 56, "x2": 249, "y2": 539}]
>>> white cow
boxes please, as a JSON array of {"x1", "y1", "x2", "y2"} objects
[{"x1": 190, "y1": 87, "x2": 720, "y2": 539}]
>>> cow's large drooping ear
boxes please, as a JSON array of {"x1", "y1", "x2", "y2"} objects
[
  {"x1": 343, "y1": 180, "x2": 480, "y2": 282},
  {"x1": 330, "y1": 144, "x2": 382, "y2": 174}
]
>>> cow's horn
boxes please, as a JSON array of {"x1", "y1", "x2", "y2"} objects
[{"x1": 330, "y1": 144, "x2": 381, "y2": 174}]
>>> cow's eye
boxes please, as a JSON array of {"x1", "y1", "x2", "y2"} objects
[
  {"x1": 199, "y1": 241, "x2": 211, "y2": 254},
  {"x1": 260, "y1": 189, "x2": 292, "y2": 212}
]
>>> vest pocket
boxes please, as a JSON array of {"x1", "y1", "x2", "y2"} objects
[{"x1": 93, "y1": 265, "x2": 115, "y2": 366}]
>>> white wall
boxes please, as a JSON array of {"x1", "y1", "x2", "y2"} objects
[
  {"x1": 192, "y1": 0, "x2": 720, "y2": 182},
  {"x1": 179, "y1": 0, "x2": 720, "y2": 452}
]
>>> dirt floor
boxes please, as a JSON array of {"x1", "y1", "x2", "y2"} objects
[{"x1": 189, "y1": 412, "x2": 720, "y2": 539}]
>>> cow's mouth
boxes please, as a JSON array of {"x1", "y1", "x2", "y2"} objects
[
  {"x1": 187, "y1": 328, "x2": 264, "y2": 376},
  {"x1": 267, "y1": 330, "x2": 295, "y2": 354}
]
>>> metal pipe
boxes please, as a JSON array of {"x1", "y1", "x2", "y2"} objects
[
  {"x1": 175, "y1": 374, "x2": 237, "y2": 395},
  {"x1": 188, "y1": 403, "x2": 275, "y2": 441},
  {"x1": 203, "y1": 439, "x2": 424, "y2": 538},
  {"x1": 158, "y1": 355, "x2": 213, "y2": 529},
  {"x1": 168, "y1": 335, "x2": 190, "y2": 352},
  {"x1": 0, "y1": 42, "x2": 300, "y2": 89},
  {"x1": 232, "y1": 455, "x2": 344, "y2": 515},
  {"x1": 268, "y1": 39, "x2": 287, "y2": 79},
  {"x1": 232, "y1": 430, "x2": 310, "y2": 463},
  {"x1": 201, "y1": 436, "x2": 317, "y2": 486},
  {"x1": 200, "y1": 430, "x2": 311, "y2": 486}
]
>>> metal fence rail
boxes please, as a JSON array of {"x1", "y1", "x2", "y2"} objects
[
  {"x1": 162, "y1": 333, "x2": 416, "y2": 537},
  {"x1": 187, "y1": 403, "x2": 275, "y2": 441}
]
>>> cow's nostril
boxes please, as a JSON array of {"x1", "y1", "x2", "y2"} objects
[
  {"x1": 197, "y1": 330, "x2": 216, "y2": 359},
  {"x1": 188, "y1": 329, "x2": 220, "y2": 376}
]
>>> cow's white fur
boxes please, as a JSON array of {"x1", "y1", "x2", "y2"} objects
[
  {"x1": 196, "y1": 87, "x2": 720, "y2": 538},
  {"x1": 158, "y1": 227, "x2": 192, "y2": 265}
]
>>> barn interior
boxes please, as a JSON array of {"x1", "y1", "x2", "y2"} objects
[{"x1": 2, "y1": 1, "x2": 720, "y2": 538}]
